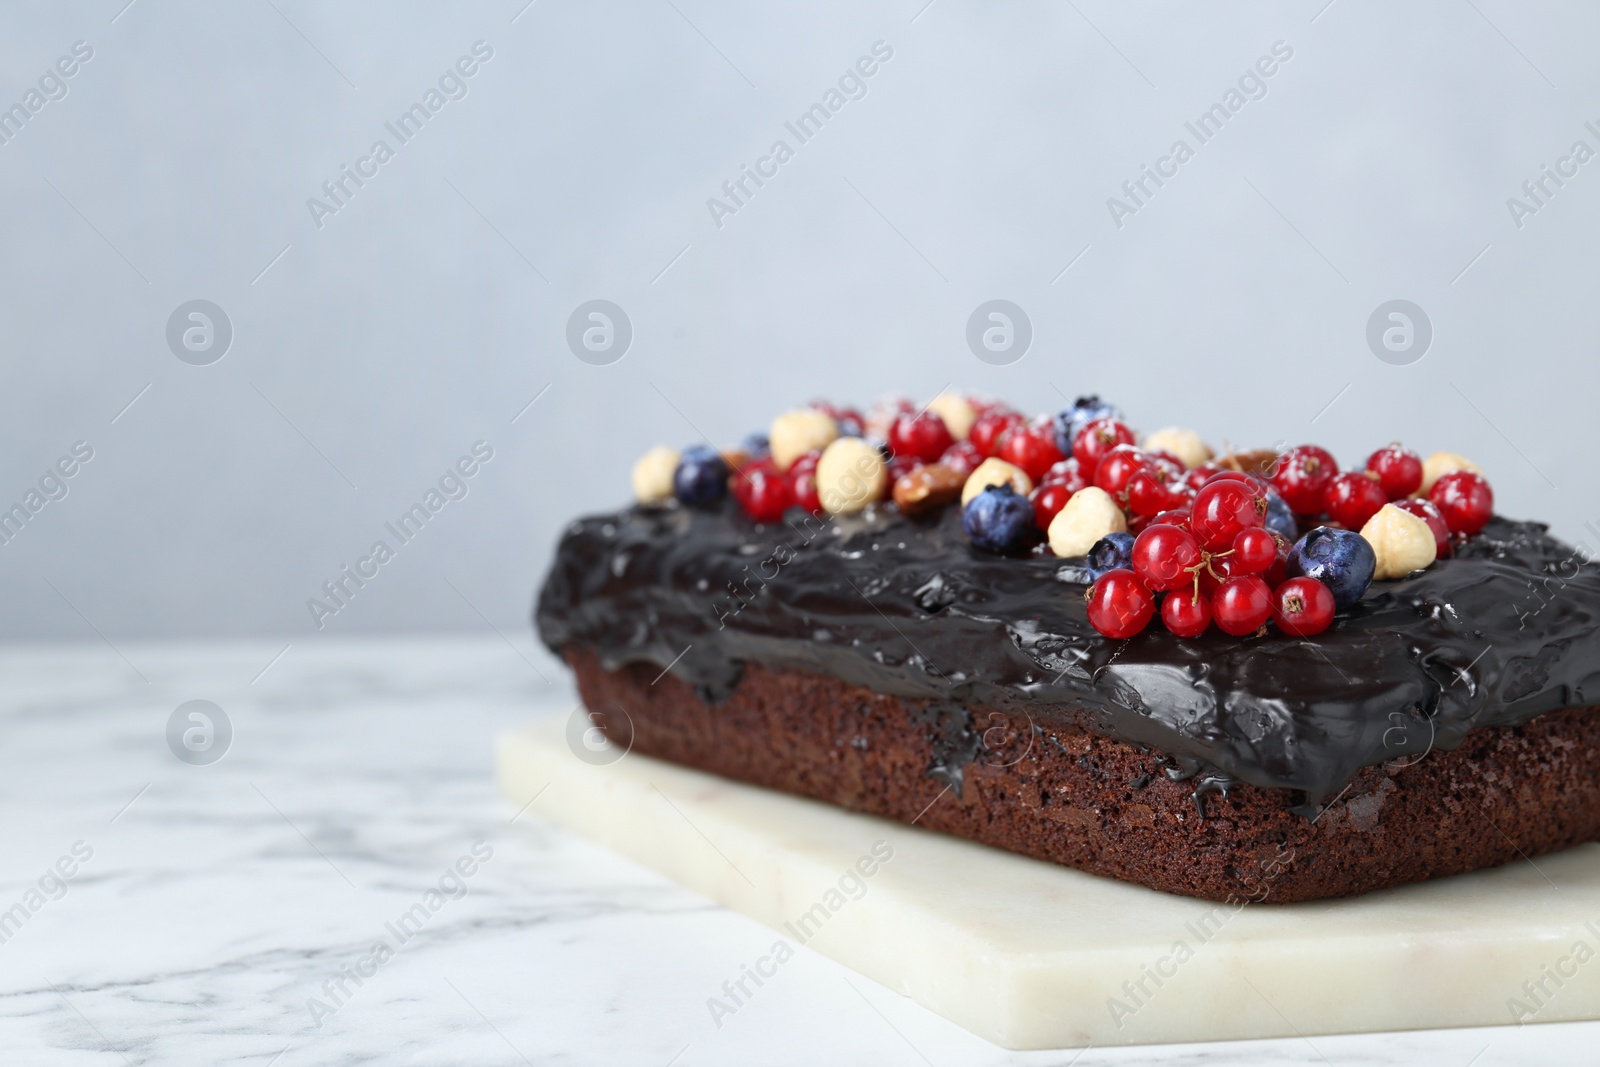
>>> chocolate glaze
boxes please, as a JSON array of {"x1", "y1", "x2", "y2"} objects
[{"x1": 535, "y1": 501, "x2": 1600, "y2": 809}]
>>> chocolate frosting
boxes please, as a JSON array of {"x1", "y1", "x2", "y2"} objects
[{"x1": 535, "y1": 501, "x2": 1600, "y2": 809}]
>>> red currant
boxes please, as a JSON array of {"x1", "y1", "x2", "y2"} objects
[
  {"x1": 999, "y1": 422, "x2": 1066, "y2": 483},
  {"x1": 1041, "y1": 457, "x2": 1090, "y2": 494},
  {"x1": 970, "y1": 410, "x2": 1023, "y2": 458},
  {"x1": 1264, "y1": 530, "x2": 1292, "y2": 587},
  {"x1": 1272, "y1": 445, "x2": 1339, "y2": 515},
  {"x1": 1131, "y1": 524, "x2": 1203, "y2": 592},
  {"x1": 939, "y1": 440, "x2": 982, "y2": 478},
  {"x1": 731, "y1": 458, "x2": 793, "y2": 522},
  {"x1": 1196, "y1": 552, "x2": 1236, "y2": 598},
  {"x1": 1072, "y1": 418, "x2": 1136, "y2": 476},
  {"x1": 1231, "y1": 527, "x2": 1277, "y2": 574},
  {"x1": 885, "y1": 456, "x2": 923, "y2": 486},
  {"x1": 1126, "y1": 469, "x2": 1180, "y2": 518},
  {"x1": 1212, "y1": 575, "x2": 1273, "y2": 636},
  {"x1": 1146, "y1": 449, "x2": 1185, "y2": 472},
  {"x1": 1365, "y1": 444, "x2": 1423, "y2": 500},
  {"x1": 1272, "y1": 576, "x2": 1336, "y2": 636},
  {"x1": 1161, "y1": 589, "x2": 1212, "y2": 638},
  {"x1": 1093, "y1": 446, "x2": 1149, "y2": 497},
  {"x1": 1324, "y1": 472, "x2": 1387, "y2": 530},
  {"x1": 1152, "y1": 508, "x2": 1191, "y2": 528},
  {"x1": 1429, "y1": 471, "x2": 1493, "y2": 535},
  {"x1": 1189, "y1": 479, "x2": 1267, "y2": 552},
  {"x1": 1184, "y1": 463, "x2": 1223, "y2": 492},
  {"x1": 1086, "y1": 569, "x2": 1155, "y2": 639},
  {"x1": 1395, "y1": 498, "x2": 1452, "y2": 559},
  {"x1": 788, "y1": 449, "x2": 823, "y2": 514},
  {"x1": 1030, "y1": 483, "x2": 1072, "y2": 531},
  {"x1": 889, "y1": 411, "x2": 955, "y2": 464}
]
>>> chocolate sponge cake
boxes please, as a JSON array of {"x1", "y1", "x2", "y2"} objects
[{"x1": 536, "y1": 396, "x2": 1600, "y2": 903}]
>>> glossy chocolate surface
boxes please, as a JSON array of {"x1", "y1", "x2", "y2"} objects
[{"x1": 536, "y1": 501, "x2": 1600, "y2": 807}]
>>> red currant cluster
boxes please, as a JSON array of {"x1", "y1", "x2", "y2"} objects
[{"x1": 1085, "y1": 443, "x2": 1497, "y2": 642}]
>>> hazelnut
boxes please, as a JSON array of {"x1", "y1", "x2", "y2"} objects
[
  {"x1": 960, "y1": 457, "x2": 1033, "y2": 506},
  {"x1": 631, "y1": 446, "x2": 680, "y2": 504},
  {"x1": 927, "y1": 393, "x2": 977, "y2": 440},
  {"x1": 1142, "y1": 427, "x2": 1213, "y2": 470},
  {"x1": 816, "y1": 438, "x2": 886, "y2": 515},
  {"x1": 1419, "y1": 451, "x2": 1481, "y2": 496},
  {"x1": 1047, "y1": 486, "x2": 1126, "y2": 558},
  {"x1": 1361, "y1": 503, "x2": 1437, "y2": 580},
  {"x1": 770, "y1": 409, "x2": 839, "y2": 472},
  {"x1": 893, "y1": 464, "x2": 965, "y2": 515}
]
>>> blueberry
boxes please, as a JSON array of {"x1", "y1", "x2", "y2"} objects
[
  {"x1": 673, "y1": 445, "x2": 729, "y2": 508},
  {"x1": 1287, "y1": 526, "x2": 1375, "y2": 608},
  {"x1": 1086, "y1": 531, "x2": 1136, "y2": 579},
  {"x1": 962, "y1": 484, "x2": 1035, "y2": 555},
  {"x1": 1053, "y1": 395, "x2": 1124, "y2": 454},
  {"x1": 837, "y1": 415, "x2": 864, "y2": 437},
  {"x1": 740, "y1": 432, "x2": 770, "y2": 456},
  {"x1": 1263, "y1": 488, "x2": 1298, "y2": 541}
]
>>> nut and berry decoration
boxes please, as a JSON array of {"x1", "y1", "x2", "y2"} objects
[
  {"x1": 893, "y1": 463, "x2": 965, "y2": 517},
  {"x1": 1361, "y1": 503, "x2": 1438, "y2": 580},
  {"x1": 962, "y1": 484, "x2": 1037, "y2": 555},
  {"x1": 731, "y1": 457, "x2": 793, "y2": 523},
  {"x1": 1271, "y1": 445, "x2": 1339, "y2": 515},
  {"x1": 1429, "y1": 470, "x2": 1494, "y2": 536},
  {"x1": 673, "y1": 445, "x2": 729, "y2": 508},
  {"x1": 815, "y1": 437, "x2": 887, "y2": 515},
  {"x1": 961, "y1": 457, "x2": 1033, "y2": 505},
  {"x1": 632, "y1": 445, "x2": 680, "y2": 504},
  {"x1": 769, "y1": 408, "x2": 840, "y2": 471},
  {"x1": 625, "y1": 392, "x2": 1504, "y2": 646},
  {"x1": 1085, "y1": 569, "x2": 1155, "y2": 639}
]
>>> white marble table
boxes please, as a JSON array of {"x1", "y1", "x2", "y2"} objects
[{"x1": 3, "y1": 636, "x2": 1596, "y2": 1065}]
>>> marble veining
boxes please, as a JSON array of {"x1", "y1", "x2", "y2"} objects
[{"x1": 1, "y1": 638, "x2": 1595, "y2": 1064}]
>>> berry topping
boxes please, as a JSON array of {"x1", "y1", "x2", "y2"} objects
[
  {"x1": 938, "y1": 440, "x2": 983, "y2": 478},
  {"x1": 1141, "y1": 426, "x2": 1212, "y2": 470},
  {"x1": 1030, "y1": 483, "x2": 1073, "y2": 532},
  {"x1": 1085, "y1": 569, "x2": 1155, "y2": 639},
  {"x1": 998, "y1": 421, "x2": 1067, "y2": 483},
  {"x1": 1086, "y1": 532, "x2": 1135, "y2": 580},
  {"x1": 1047, "y1": 486, "x2": 1127, "y2": 558},
  {"x1": 1272, "y1": 445, "x2": 1339, "y2": 515},
  {"x1": 1040, "y1": 457, "x2": 1090, "y2": 494},
  {"x1": 787, "y1": 449, "x2": 823, "y2": 514},
  {"x1": 1324, "y1": 471, "x2": 1388, "y2": 530},
  {"x1": 1189, "y1": 478, "x2": 1268, "y2": 552},
  {"x1": 1262, "y1": 487, "x2": 1299, "y2": 542},
  {"x1": 1272, "y1": 576, "x2": 1336, "y2": 636},
  {"x1": 1365, "y1": 444, "x2": 1423, "y2": 500},
  {"x1": 1212, "y1": 575, "x2": 1274, "y2": 636},
  {"x1": 1394, "y1": 498, "x2": 1452, "y2": 559},
  {"x1": 889, "y1": 411, "x2": 956, "y2": 464},
  {"x1": 1429, "y1": 470, "x2": 1494, "y2": 536},
  {"x1": 673, "y1": 445, "x2": 730, "y2": 508},
  {"x1": 731, "y1": 457, "x2": 793, "y2": 522},
  {"x1": 1125, "y1": 468, "x2": 1181, "y2": 518},
  {"x1": 1054, "y1": 396, "x2": 1124, "y2": 455},
  {"x1": 632, "y1": 445, "x2": 680, "y2": 505},
  {"x1": 1131, "y1": 523, "x2": 1203, "y2": 592},
  {"x1": 1230, "y1": 527, "x2": 1278, "y2": 574},
  {"x1": 1286, "y1": 527, "x2": 1375, "y2": 608},
  {"x1": 970, "y1": 409, "x2": 1024, "y2": 458},
  {"x1": 962, "y1": 484, "x2": 1036, "y2": 555},
  {"x1": 1361, "y1": 502, "x2": 1439, "y2": 580},
  {"x1": 1071, "y1": 417, "x2": 1137, "y2": 474},
  {"x1": 1160, "y1": 589, "x2": 1213, "y2": 638},
  {"x1": 1093, "y1": 446, "x2": 1149, "y2": 498}
]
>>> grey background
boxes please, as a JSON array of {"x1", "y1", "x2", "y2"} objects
[{"x1": 3, "y1": 0, "x2": 1596, "y2": 665}]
